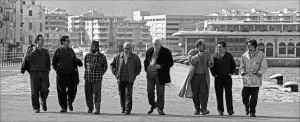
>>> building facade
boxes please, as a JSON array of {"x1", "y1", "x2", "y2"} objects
[
  {"x1": 173, "y1": 9, "x2": 300, "y2": 58},
  {"x1": 86, "y1": 18, "x2": 151, "y2": 53},
  {"x1": 133, "y1": 11, "x2": 212, "y2": 53},
  {"x1": 22, "y1": 0, "x2": 45, "y2": 52}
]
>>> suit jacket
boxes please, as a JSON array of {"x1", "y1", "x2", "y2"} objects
[
  {"x1": 144, "y1": 46, "x2": 173, "y2": 84},
  {"x1": 110, "y1": 52, "x2": 141, "y2": 83}
]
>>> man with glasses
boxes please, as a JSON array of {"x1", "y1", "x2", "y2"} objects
[
  {"x1": 240, "y1": 39, "x2": 267, "y2": 117},
  {"x1": 52, "y1": 35, "x2": 81, "y2": 113},
  {"x1": 25, "y1": 34, "x2": 50, "y2": 113},
  {"x1": 144, "y1": 38, "x2": 173, "y2": 115},
  {"x1": 110, "y1": 42, "x2": 141, "y2": 114},
  {"x1": 188, "y1": 39, "x2": 214, "y2": 115},
  {"x1": 210, "y1": 41, "x2": 236, "y2": 116}
]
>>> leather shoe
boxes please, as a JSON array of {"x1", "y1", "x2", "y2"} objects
[
  {"x1": 201, "y1": 110, "x2": 210, "y2": 115},
  {"x1": 94, "y1": 110, "x2": 100, "y2": 114},
  {"x1": 68, "y1": 104, "x2": 73, "y2": 111},
  {"x1": 218, "y1": 111, "x2": 223, "y2": 115},
  {"x1": 60, "y1": 109, "x2": 67, "y2": 113},
  {"x1": 42, "y1": 105, "x2": 47, "y2": 111},
  {"x1": 88, "y1": 108, "x2": 93, "y2": 113},
  {"x1": 121, "y1": 109, "x2": 125, "y2": 113},
  {"x1": 194, "y1": 109, "x2": 200, "y2": 115},
  {"x1": 228, "y1": 110, "x2": 234, "y2": 115},
  {"x1": 125, "y1": 111, "x2": 131, "y2": 114},
  {"x1": 157, "y1": 109, "x2": 165, "y2": 115},
  {"x1": 250, "y1": 113, "x2": 256, "y2": 117},
  {"x1": 34, "y1": 109, "x2": 40, "y2": 113},
  {"x1": 147, "y1": 105, "x2": 156, "y2": 114},
  {"x1": 245, "y1": 110, "x2": 250, "y2": 115}
]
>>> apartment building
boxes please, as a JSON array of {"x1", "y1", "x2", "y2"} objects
[
  {"x1": 133, "y1": 11, "x2": 211, "y2": 53},
  {"x1": 22, "y1": 0, "x2": 45, "y2": 51},
  {"x1": 85, "y1": 17, "x2": 151, "y2": 52}
]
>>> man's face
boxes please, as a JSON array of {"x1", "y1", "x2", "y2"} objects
[
  {"x1": 197, "y1": 41, "x2": 206, "y2": 51},
  {"x1": 123, "y1": 43, "x2": 132, "y2": 54},
  {"x1": 153, "y1": 39, "x2": 161, "y2": 51},
  {"x1": 37, "y1": 37, "x2": 44, "y2": 47},
  {"x1": 217, "y1": 44, "x2": 225, "y2": 54},
  {"x1": 247, "y1": 42, "x2": 255, "y2": 52},
  {"x1": 63, "y1": 38, "x2": 70, "y2": 47}
]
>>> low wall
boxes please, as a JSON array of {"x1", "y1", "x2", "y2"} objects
[{"x1": 267, "y1": 58, "x2": 300, "y2": 67}]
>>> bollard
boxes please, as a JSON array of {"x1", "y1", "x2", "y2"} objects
[
  {"x1": 290, "y1": 85, "x2": 298, "y2": 92},
  {"x1": 276, "y1": 76, "x2": 283, "y2": 85},
  {"x1": 234, "y1": 67, "x2": 239, "y2": 75}
]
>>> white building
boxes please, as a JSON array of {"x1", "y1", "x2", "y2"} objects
[{"x1": 22, "y1": 0, "x2": 45, "y2": 52}]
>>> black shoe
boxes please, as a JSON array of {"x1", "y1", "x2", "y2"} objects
[
  {"x1": 34, "y1": 109, "x2": 40, "y2": 113},
  {"x1": 201, "y1": 110, "x2": 210, "y2": 115},
  {"x1": 42, "y1": 105, "x2": 47, "y2": 111},
  {"x1": 147, "y1": 105, "x2": 156, "y2": 114},
  {"x1": 250, "y1": 113, "x2": 256, "y2": 117},
  {"x1": 194, "y1": 109, "x2": 200, "y2": 115},
  {"x1": 60, "y1": 109, "x2": 67, "y2": 113},
  {"x1": 88, "y1": 108, "x2": 93, "y2": 113},
  {"x1": 245, "y1": 110, "x2": 250, "y2": 115},
  {"x1": 157, "y1": 109, "x2": 165, "y2": 115},
  {"x1": 218, "y1": 111, "x2": 224, "y2": 115},
  {"x1": 121, "y1": 109, "x2": 125, "y2": 113},
  {"x1": 125, "y1": 111, "x2": 131, "y2": 115},
  {"x1": 228, "y1": 110, "x2": 234, "y2": 115},
  {"x1": 94, "y1": 110, "x2": 100, "y2": 114},
  {"x1": 68, "y1": 104, "x2": 73, "y2": 111}
]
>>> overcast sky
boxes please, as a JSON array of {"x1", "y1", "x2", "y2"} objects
[{"x1": 37, "y1": 0, "x2": 300, "y2": 19}]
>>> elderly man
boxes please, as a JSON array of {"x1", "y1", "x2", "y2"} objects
[
  {"x1": 144, "y1": 38, "x2": 174, "y2": 115},
  {"x1": 188, "y1": 39, "x2": 214, "y2": 115},
  {"x1": 110, "y1": 42, "x2": 141, "y2": 114},
  {"x1": 240, "y1": 39, "x2": 267, "y2": 117}
]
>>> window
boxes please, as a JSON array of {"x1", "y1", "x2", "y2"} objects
[
  {"x1": 40, "y1": 23, "x2": 42, "y2": 32},
  {"x1": 29, "y1": 22, "x2": 32, "y2": 30},
  {"x1": 29, "y1": 10, "x2": 32, "y2": 16},
  {"x1": 23, "y1": 1, "x2": 26, "y2": 5},
  {"x1": 20, "y1": 9, "x2": 23, "y2": 14}
]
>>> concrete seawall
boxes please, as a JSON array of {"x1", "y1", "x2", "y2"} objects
[{"x1": 266, "y1": 58, "x2": 300, "y2": 67}]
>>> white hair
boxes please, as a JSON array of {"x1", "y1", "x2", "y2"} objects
[
  {"x1": 152, "y1": 38, "x2": 162, "y2": 44},
  {"x1": 123, "y1": 41, "x2": 132, "y2": 48}
]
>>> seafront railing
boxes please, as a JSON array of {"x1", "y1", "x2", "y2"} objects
[{"x1": 0, "y1": 52, "x2": 24, "y2": 67}]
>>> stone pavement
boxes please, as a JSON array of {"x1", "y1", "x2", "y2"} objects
[{"x1": 1, "y1": 95, "x2": 299, "y2": 122}]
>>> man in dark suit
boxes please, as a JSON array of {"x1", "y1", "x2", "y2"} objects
[{"x1": 144, "y1": 38, "x2": 174, "y2": 115}]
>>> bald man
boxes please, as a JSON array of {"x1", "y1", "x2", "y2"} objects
[
  {"x1": 144, "y1": 38, "x2": 174, "y2": 115},
  {"x1": 110, "y1": 42, "x2": 141, "y2": 114}
]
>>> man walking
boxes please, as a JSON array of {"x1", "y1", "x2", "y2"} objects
[
  {"x1": 84, "y1": 41, "x2": 108, "y2": 114},
  {"x1": 25, "y1": 34, "x2": 51, "y2": 113},
  {"x1": 144, "y1": 38, "x2": 173, "y2": 115},
  {"x1": 52, "y1": 35, "x2": 81, "y2": 113},
  {"x1": 210, "y1": 41, "x2": 236, "y2": 116},
  {"x1": 110, "y1": 42, "x2": 141, "y2": 114},
  {"x1": 240, "y1": 39, "x2": 267, "y2": 117},
  {"x1": 188, "y1": 39, "x2": 214, "y2": 115}
]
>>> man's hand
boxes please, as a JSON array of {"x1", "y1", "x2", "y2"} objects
[
  {"x1": 154, "y1": 64, "x2": 161, "y2": 69},
  {"x1": 241, "y1": 72, "x2": 247, "y2": 76},
  {"x1": 253, "y1": 72, "x2": 262, "y2": 77}
]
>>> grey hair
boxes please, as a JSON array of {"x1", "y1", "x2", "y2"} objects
[
  {"x1": 123, "y1": 41, "x2": 132, "y2": 48},
  {"x1": 152, "y1": 38, "x2": 162, "y2": 44}
]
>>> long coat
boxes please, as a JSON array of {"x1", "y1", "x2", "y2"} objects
[
  {"x1": 144, "y1": 46, "x2": 173, "y2": 84},
  {"x1": 178, "y1": 48, "x2": 213, "y2": 98}
]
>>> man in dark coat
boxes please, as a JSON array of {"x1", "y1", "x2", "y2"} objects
[{"x1": 144, "y1": 38, "x2": 173, "y2": 115}]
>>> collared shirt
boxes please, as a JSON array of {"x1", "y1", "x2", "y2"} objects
[
  {"x1": 26, "y1": 48, "x2": 51, "y2": 72},
  {"x1": 84, "y1": 52, "x2": 108, "y2": 82},
  {"x1": 147, "y1": 50, "x2": 159, "y2": 75}
]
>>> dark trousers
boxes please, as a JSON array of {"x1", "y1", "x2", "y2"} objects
[
  {"x1": 242, "y1": 87, "x2": 260, "y2": 114},
  {"x1": 85, "y1": 81, "x2": 102, "y2": 110},
  {"x1": 147, "y1": 73, "x2": 165, "y2": 109},
  {"x1": 214, "y1": 75, "x2": 233, "y2": 113},
  {"x1": 191, "y1": 73, "x2": 208, "y2": 111},
  {"x1": 29, "y1": 71, "x2": 49, "y2": 110},
  {"x1": 56, "y1": 70, "x2": 77, "y2": 109},
  {"x1": 118, "y1": 80, "x2": 134, "y2": 112}
]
